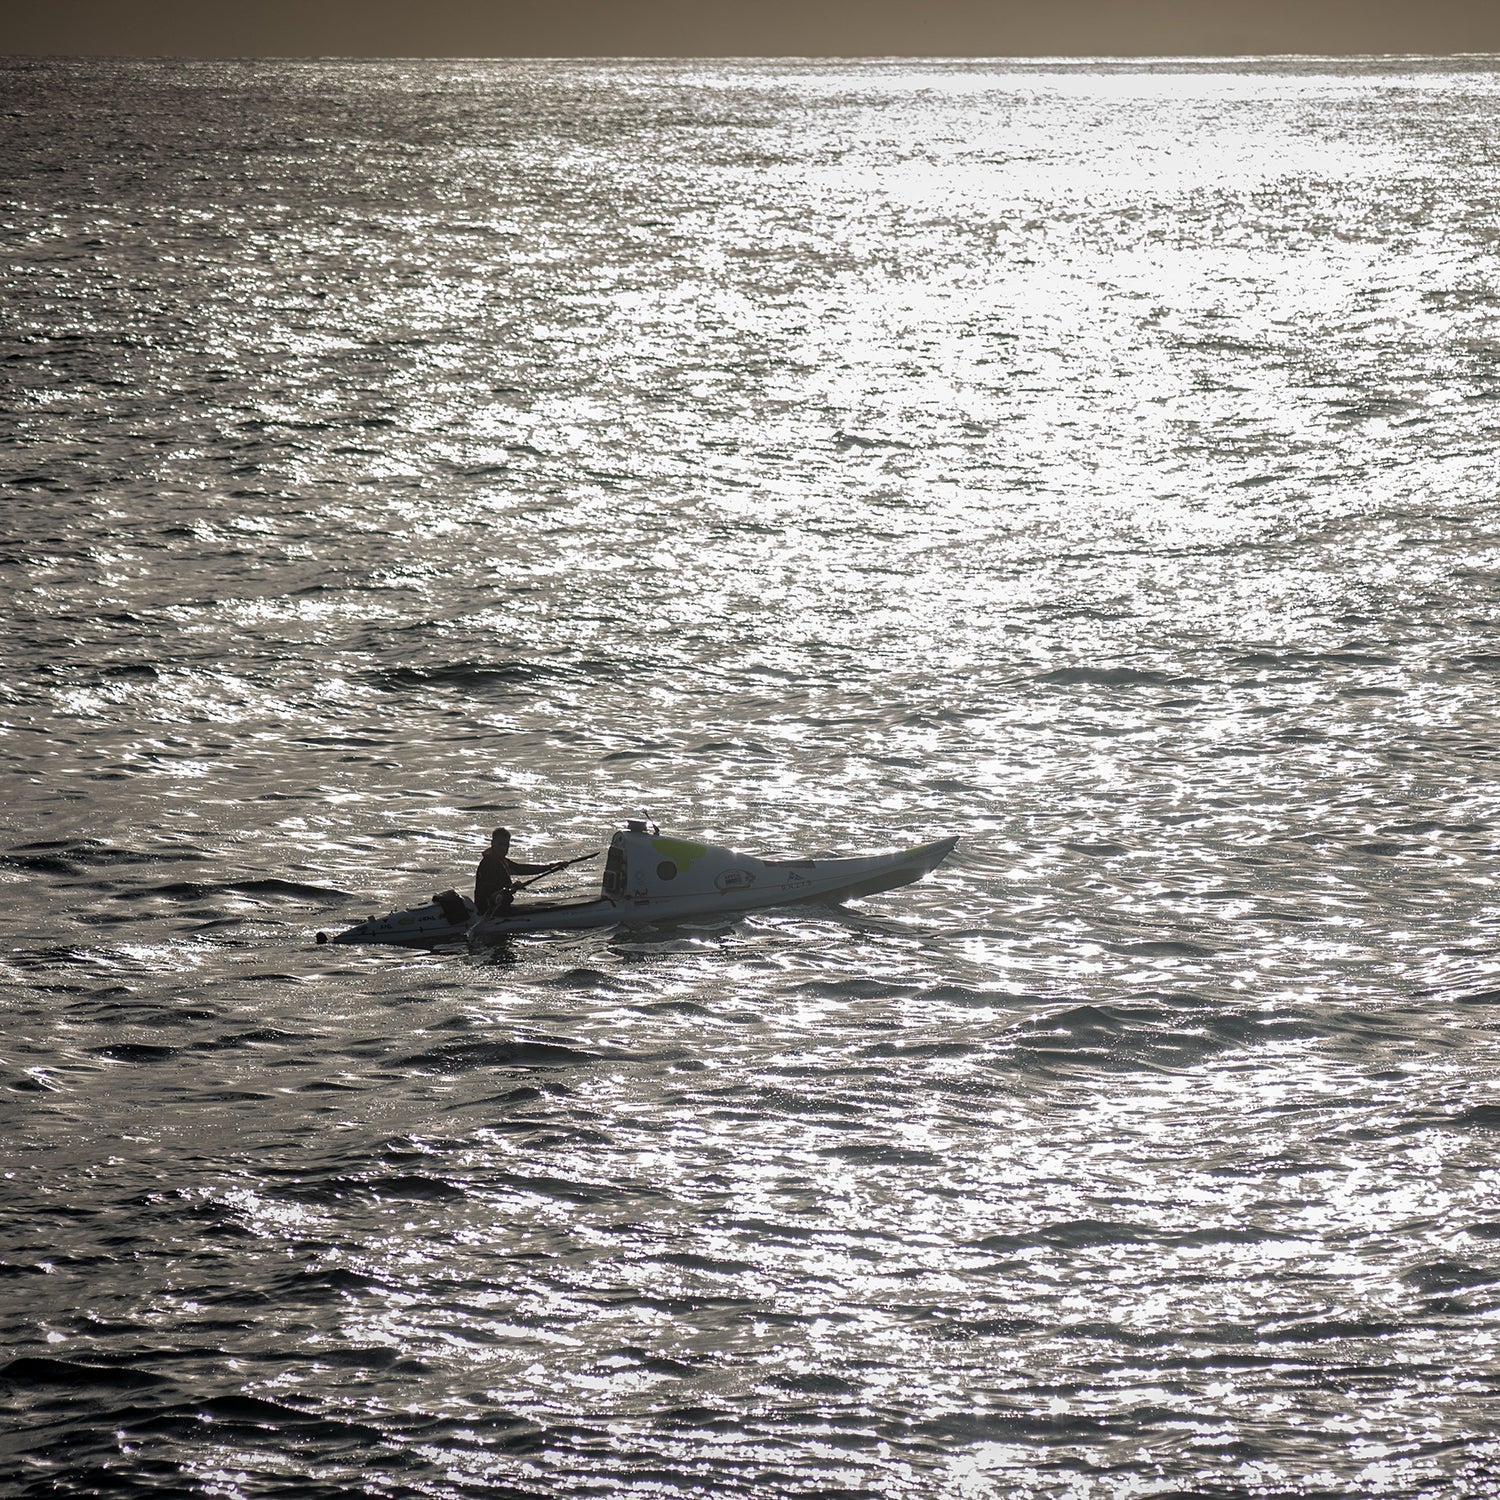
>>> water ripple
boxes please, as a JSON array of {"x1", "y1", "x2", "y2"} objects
[{"x1": 4, "y1": 51, "x2": 1500, "y2": 1500}]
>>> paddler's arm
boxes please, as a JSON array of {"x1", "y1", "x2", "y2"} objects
[{"x1": 508, "y1": 851, "x2": 602, "y2": 880}]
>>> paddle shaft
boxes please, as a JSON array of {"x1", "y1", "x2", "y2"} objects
[{"x1": 513, "y1": 850, "x2": 601, "y2": 892}]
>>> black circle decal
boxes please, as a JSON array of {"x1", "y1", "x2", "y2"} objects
[{"x1": 656, "y1": 861, "x2": 677, "y2": 880}]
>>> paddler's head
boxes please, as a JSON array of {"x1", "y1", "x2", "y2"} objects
[{"x1": 490, "y1": 827, "x2": 511, "y2": 852}]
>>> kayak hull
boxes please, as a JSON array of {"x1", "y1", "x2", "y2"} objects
[{"x1": 318, "y1": 832, "x2": 959, "y2": 947}]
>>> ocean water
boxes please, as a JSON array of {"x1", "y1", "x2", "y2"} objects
[{"x1": 4, "y1": 53, "x2": 1500, "y2": 1499}]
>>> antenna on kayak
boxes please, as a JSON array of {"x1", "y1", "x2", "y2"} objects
[{"x1": 642, "y1": 808, "x2": 660, "y2": 836}]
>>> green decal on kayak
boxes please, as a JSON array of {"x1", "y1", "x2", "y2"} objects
[{"x1": 652, "y1": 837, "x2": 709, "y2": 868}]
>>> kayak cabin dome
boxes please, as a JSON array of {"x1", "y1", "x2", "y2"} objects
[{"x1": 601, "y1": 826, "x2": 801, "y2": 907}]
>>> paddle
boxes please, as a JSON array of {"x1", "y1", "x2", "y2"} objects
[{"x1": 512, "y1": 850, "x2": 601, "y2": 892}]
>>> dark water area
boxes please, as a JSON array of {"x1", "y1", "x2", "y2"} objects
[{"x1": 4, "y1": 53, "x2": 1500, "y2": 1498}]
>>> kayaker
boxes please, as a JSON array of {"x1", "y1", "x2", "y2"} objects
[{"x1": 474, "y1": 828, "x2": 555, "y2": 915}]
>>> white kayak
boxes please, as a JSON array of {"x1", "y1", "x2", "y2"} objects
[{"x1": 318, "y1": 823, "x2": 959, "y2": 947}]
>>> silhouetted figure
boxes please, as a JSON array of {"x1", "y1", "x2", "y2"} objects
[{"x1": 474, "y1": 828, "x2": 553, "y2": 914}]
